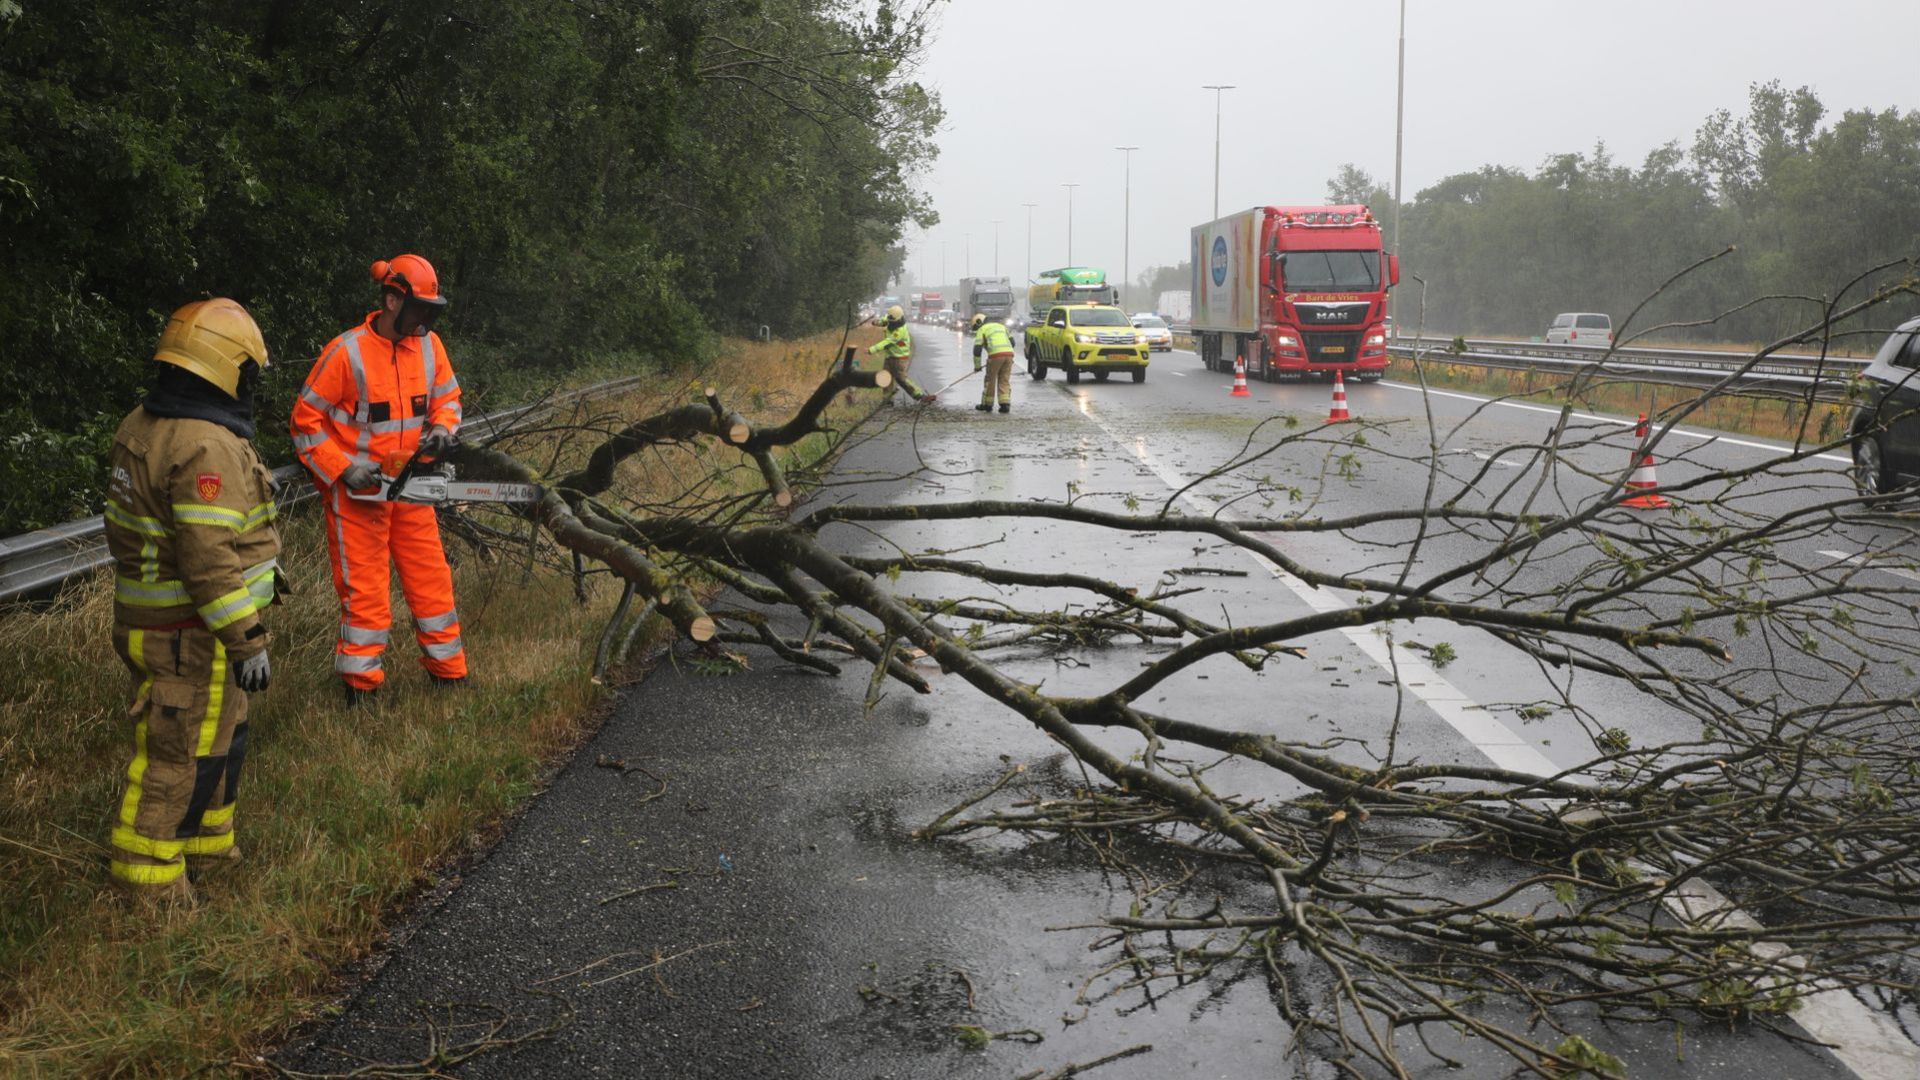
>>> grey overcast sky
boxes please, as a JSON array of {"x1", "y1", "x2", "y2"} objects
[{"x1": 900, "y1": 0, "x2": 1920, "y2": 294}]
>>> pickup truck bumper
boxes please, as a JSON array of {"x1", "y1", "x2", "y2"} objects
[{"x1": 1063, "y1": 346, "x2": 1149, "y2": 369}]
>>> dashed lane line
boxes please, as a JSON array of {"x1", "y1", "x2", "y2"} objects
[
  {"x1": 1051, "y1": 383, "x2": 1917, "y2": 1080},
  {"x1": 1819, "y1": 550, "x2": 1920, "y2": 584}
]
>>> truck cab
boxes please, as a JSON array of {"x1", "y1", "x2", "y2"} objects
[{"x1": 1023, "y1": 303, "x2": 1150, "y2": 384}]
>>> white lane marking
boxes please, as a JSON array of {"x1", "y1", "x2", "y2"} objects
[
  {"x1": 1375, "y1": 380, "x2": 1852, "y2": 463},
  {"x1": 1062, "y1": 387, "x2": 1916, "y2": 1078},
  {"x1": 1169, "y1": 371, "x2": 1187, "y2": 377},
  {"x1": 1819, "y1": 550, "x2": 1920, "y2": 584},
  {"x1": 1061, "y1": 386, "x2": 1556, "y2": 776}
]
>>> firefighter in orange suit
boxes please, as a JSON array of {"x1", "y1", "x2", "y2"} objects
[
  {"x1": 292, "y1": 254, "x2": 466, "y2": 706},
  {"x1": 103, "y1": 299, "x2": 281, "y2": 904}
]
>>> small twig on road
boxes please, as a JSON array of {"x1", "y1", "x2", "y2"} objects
[
  {"x1": 531, "y1": 940, "x2": 733, "y2": 988},
  {"x1": 1014, "y1": 1042, "x2": 1154, "y2": 1079},
  {"x1": 597, "y1": 881, "x2": 679, "y2": 905}
]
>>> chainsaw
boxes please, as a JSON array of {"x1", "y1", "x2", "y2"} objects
[{"x1": 345, "y1": 442, "x2": 544, "y2": 507}]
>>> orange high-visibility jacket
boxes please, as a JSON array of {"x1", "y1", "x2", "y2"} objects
[{"x1": 291, "y1": 312, "x2": 463, "y2": 484}]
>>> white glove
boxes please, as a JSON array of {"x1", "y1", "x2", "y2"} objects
[
  {"x1": 419, "y1": 426, "x2": 457, "y2": 457},
  {"x1": 233, "y1": 649, "x2": 271, "y2": 693},
  {"x1": 339, "y1": 463, "x2": 381, "y2": 491}
]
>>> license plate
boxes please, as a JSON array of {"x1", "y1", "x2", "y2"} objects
[{"x1": 1321, "y1": 346, "x2": 1347, "y2": 354}]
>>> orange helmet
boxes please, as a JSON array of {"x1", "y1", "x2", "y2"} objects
[{"x1": 371, "y1": 253, "x2": 447, "y2": 336}]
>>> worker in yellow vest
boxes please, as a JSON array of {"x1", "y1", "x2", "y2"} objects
[
  {"x1": 971, "y1": 313, "x2": 1016, "y2": 413},
  {"x1": 867, "y1": 305, "x2": 934, "y2": 405}
]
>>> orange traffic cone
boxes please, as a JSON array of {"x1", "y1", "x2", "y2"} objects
[
  {"x1": 1621, "y1": 412, "x2": 1669, "y2": 509},
  {"x1": 1230, "y1": 352, "x2": 1251, "y2": 398},
  {"x1": 1327, "y1": 370, "x2": 1352, "y2": 421}
]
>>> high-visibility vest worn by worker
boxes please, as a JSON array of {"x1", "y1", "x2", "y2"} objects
[
  {"x1": 291, "y1": 259, "x2": 466, "y2": 693},
  {"x1": 972, "y1": 320, "x2": 1014, "y2": 362},
  {"x1": 104, "y1": 298, "x2": 281, "y2": 894},
  {"x1": 872, "y1": 323, "x2": 912, "y2": 360}
]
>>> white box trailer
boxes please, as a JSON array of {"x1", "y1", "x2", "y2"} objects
[
  {"x1": 1155, "y1": 290, "x2": 1192, "y2": 324},
  {"x1": 1190, "y1": 210, "x2": 1262, "y2": 336}
]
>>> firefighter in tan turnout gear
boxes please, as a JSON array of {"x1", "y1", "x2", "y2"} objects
[
  {"x1": 971, "y1": 313, "x2": 1015, "y2": 413},
  {"x1": 867, "y1": 304, "x2": 934, "y2": 404},
  {"x1": 102, "y1": 299, "x2": 281, "y2": 904}
]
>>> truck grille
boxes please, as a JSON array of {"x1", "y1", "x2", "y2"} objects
[
  {"x1": 1093, "y1": 333, "x2": 1135, "y2": 345},
  {"x1": 1304, "y1": 331, "x2": 1362, "y2": 364},
  {"x1": 1295, "y1": 302, "x2": 1371, "y2": 326}
]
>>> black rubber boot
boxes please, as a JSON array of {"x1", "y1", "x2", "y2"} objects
[
  {"x1": 431, "y1": 675, "x2": 469, "y2": 689},
  {"x1": 344, "y1": 686, "x2": 379, "y2": 709},
  {"x1": 975, "y1": 402, "x2": 991, "y2": 412},
  {"x1": 998, "y1": 403, "x2": 1010, "y2": 413}
]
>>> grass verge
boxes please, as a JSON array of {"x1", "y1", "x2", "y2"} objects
[
  {"x1": 1388, "y1": 355, "x2": 1855, "y2": 444},
  {"x1": 0, "y1": 326, "x2": 878, "y2": 1078}
]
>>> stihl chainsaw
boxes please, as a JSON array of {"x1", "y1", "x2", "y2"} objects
[{"x1": 346, "y1": 443, "x2": 543, "y2": 507}]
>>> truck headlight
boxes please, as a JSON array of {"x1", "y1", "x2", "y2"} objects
[
  {"x1": 1075, "y1": 333, "x2": 1094, "y2": 343},
  {"x1": 1274, "y1": 334, "x2": 1298, "y2": 348},
  {"x1": 1366, "y1": 333, "x2": 1386, "y2": 346}
]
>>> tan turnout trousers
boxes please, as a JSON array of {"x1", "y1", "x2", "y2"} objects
[
  {"x1": 109, "y1": 624, "x2": 247, "y2": 887},
  {"x1": 981, "y1": 354, "x2": 1014, "y2": 406}
]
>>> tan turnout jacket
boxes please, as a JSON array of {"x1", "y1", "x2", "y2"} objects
[{"x1": 104, "y1": 408, "x2": 281, "y2": 657}]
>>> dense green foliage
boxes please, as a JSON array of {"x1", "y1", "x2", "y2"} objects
[
  {"x1": 0, "y1": 0, "x2": 940, "y2": 533},
  {"x1": 1343, "y1": 83, "x2": 1920, "y2": 345}
]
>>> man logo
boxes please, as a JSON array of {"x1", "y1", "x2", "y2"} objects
[{"x1": 1211, "y1": 235, "x2": 1229, "y2": 287}]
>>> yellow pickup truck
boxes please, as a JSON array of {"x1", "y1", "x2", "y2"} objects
[{"x1": 1023, "y1": 303, "x2": 1151, "y2": 384}]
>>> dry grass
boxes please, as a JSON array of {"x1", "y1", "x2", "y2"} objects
[
  {"x1": 1388, "y1": 356, "x2": 1855, "y2": 445},
  {"x1": 0, "y1": 325, "x2": 878, "y2": 1078}
]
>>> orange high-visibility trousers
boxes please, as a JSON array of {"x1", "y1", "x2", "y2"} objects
[{"x1": 320, "y1": 485, "x2": 466, "y2": 689}]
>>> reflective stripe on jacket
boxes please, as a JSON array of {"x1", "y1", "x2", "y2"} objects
[
  {"x1": 973, "y1": 321, "x2": 1014, "y2": 359},
  {"x1": 867, "y1": 324, "x2": 912, "y2": 361},
  {"x1": 291, "y1": 312, "x2": 463, "y2": 485},
  {"x1": 104, "y1": 408, "x2": 282, "y2": 654}
]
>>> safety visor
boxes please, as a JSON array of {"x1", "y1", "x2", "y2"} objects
[{"x1": 395, "y1": 292, "x2": 447, "y2": 337}]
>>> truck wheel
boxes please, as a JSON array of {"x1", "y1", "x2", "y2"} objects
[
  {"x1": 1029, "y1": 355, "x2": 1047, "y2": 380},
  {"x1": 1094, "y1": 371, "x2": 1110, "y2": 382},
  {"x1": 1065, "y1": 365, "x2": 1080, "y2": 385},
  {"x1": 1132, "y1": 369, "x2": 1146, "y2": 384}
]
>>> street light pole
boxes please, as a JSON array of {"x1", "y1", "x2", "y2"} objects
[
  {"x1": 1021, "y1": 202, "x2": 1038, "y2": 286},
  {"x1": 1061, "y1": 183, "x2": 1079, "y2": 265},
  {"x1": 1116, "y1": 146, "x2": 1138, "y2": 310},
  {"x1": 1202, "y1": 85, "x2": 1235, "y2": 220},
  {"x1": 991, "y1": 220, "x2": 1002, "y2": 276},
  {"x1": 1393, "y1": 0, "x2": 1406, "y2": 261}
]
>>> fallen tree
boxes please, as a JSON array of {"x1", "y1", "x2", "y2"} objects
[{"x1": 434, "y1": 267, "x2": 1920, "y2": 1078}]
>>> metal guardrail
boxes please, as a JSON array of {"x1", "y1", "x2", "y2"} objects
[
  {"x1": 1386, "y1": 335, "x2": 1870, "y2": 390},
  {"x1": 0, "y1": 375, "x2": 649, "y2": 604}
]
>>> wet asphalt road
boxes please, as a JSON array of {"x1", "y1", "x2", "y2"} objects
[{"x1": 282, "y1": 330, "x2": 1910, "y2": 1078}]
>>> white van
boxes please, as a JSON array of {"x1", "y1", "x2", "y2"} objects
[{"x1": 1546, "y1": 312, "x2": 1612, "y2": 344}]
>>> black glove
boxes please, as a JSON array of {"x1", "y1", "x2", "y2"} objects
[
  {"x1": 420, "y1": 426, "x2": 458, "y2": 457},
  {"x1": 233, "y1": 649, "x2": 271, "y2": 693},
  {"x1": 339, "y1": 462, "x2": 381, "y2": 491}
]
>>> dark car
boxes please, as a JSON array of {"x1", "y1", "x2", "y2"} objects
[{"x1": 1849, "y1": 316, "x2": 1920, "y2": 495}]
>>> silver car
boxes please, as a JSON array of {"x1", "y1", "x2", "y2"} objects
[{"x1": 1130, "y1": 314, "x2": 1174, "y2": 352}]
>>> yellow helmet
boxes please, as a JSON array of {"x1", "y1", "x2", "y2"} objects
[
  {"x1": 885, "y1": 304, "x2": 905, "y2": 322},
  {"x1": 153, "y1": 298, "x2": 269, "y2": 398},
  {"x1": 970, "y1": 313, "x2": 986, "y2": 330}
]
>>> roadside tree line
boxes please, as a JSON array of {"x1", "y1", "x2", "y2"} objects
[{"x1": 0, "y1": 0, "x2": 942, "y2": 534}]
